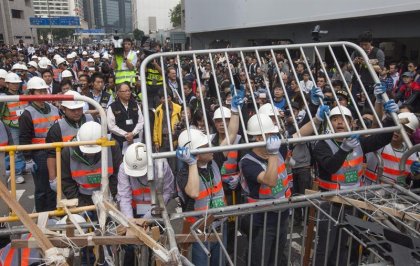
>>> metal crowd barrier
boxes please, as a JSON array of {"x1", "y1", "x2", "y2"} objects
[
  {"x1": 0, "y1": 94, "x2": 111, "y2": 222},
  {"x1": 138, "y1": 41, "x2": 420, "y2": 265}
]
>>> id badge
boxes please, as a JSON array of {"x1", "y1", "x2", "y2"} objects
[
  {"x1": 136, "y1": 204, "x2": 151, "y2": 215},
  {"x1": 344, "y1": 170, "x2": 358, "y2": 183},
  {"x1": 16, "y1": 109, "x2": 24, "y2": 116},
  {"x1": 126, "y1": 119, "x2": 134, "y2": 125},
  {"x1": 396, "y1": 176, "x2": 405, "y2": 185},
  {"x1": 271, "y1": 178, "x2": 284, "y2": 195}
]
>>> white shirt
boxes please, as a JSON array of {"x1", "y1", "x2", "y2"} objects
[
  {"x1": 121, "y1": 50, "x2": 137, "y2": 71},
  {"x1": 299, "y1": 80, "x2": 314, "y2": 94},
  {"x1": 106, "y1": 100, "x2": 144, "y2": 140}
]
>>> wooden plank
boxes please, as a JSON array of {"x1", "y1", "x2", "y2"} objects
[
  {"x1": 305, "y1": 189, "x2": 420, "y2": 221},
  {"x1": 11, "y1": 234, "x2": 222, "y2": 248},
  {"x1": 0, "y1": 179, "x2": 69, "y2": 265}
]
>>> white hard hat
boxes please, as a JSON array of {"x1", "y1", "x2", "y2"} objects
[
  {"x1": 61, "y1": 90, "x2": 85, "y2": 110},
  {"x1": 0, "y1": 69, "x2": 7, "y2": 79},
  {"x1": 82, "y1": 51, "x2": 88, "y2": 56},
  {"x1": 93, "y1": 52, "x2": 100, "y2": 58},
  {"x1": 27, "y1": 76, "x2": 49, "y2": 90},
  {"x1": 46, "y1": 58, "x2": 52, "y2": 66},
  {"x1": 32, "y1": 55, "x2": 38, "y2": 60},
  {"x1": 66, "y1": 54, "x2": 74, "y2": 59},
  {"x1": 77, "y1": 121, "x2": 102, "y2": 154},
  {"x1": 27, "y1": 61, "x2": 38, "y2": 69},
  {"x1": 56, "y1": 57, "x2": 67, "y2": 66},
  {"x1": 87, "y1": 58, "x2": 94, "y2": 63},
  {"x1": 178, "y1": 129, "x2": 209, "y2": 150},
  {"x1": 61, "y1": 69, "x2": 73, "y2": 78},
  {"x1": 398, "y1": 112, "x2": 419, "y2": 131},
  {"x1": 38, "y1": 59, "x2": 48, "y2": 69},
  {"x1": 123, "y1": 143, "x2": 148, "y2": 177},
  {"x1": 329, "y1": 106, "x2": 352, "y2": 119},
  {"x1": 213, "y1": 106, "x2": 231, "y2": 120},
  {"x1": 53, "y1": 54, "x2": 61, "y2": 60},
  {"x1": 11, "y1": 63, "x2": 27, "y2": 71},
  {"x1": 247, "y1": 114, "x2": 279, "y2": 136},
  {"x1": 259, "y1": 103, "x2": 280, "y2": 117},
  {"x1": 71, "y1": 51, "x2": 77, "y2": 58},
  {"x1": 5, "y1": 72, "x2": 21, "y2": 83},
  {"x1": 102, "y1": 53, "x2": 109, "y2": 60}
]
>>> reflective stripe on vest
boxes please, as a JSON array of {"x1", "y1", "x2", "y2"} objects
[
  {"x1": 69, "y1": 147, "x2": 114, "y2": 195},
  {"x1": 2, "y1": 101, "x2": 28, "y2": 126},
  {"x1": 146, "y1": 68, "x2": 163, "y2": 86},
  {"x1": 115, "y1": 53, "x2": 136, "y2": 84},
  {"x1": 25, "y1": 104, "x2": 60, "y2": 144},
  {"x1": 0, "y1": 233, "x2": 36, "y2": 266},
  {"x1": 130, "y1": 178, "x2": 151, "y2": 208},
  {"x1": 365, "y1": 144, "x2": 417, "y2": 185},
  {"x1": 211, "y1": 134, "x2": 241, "y2": 181},
  {"x1": 318, "y1": 139, "x2": 363, "y2": 191},
  {"x1": 240, "y1": 153, "x2": 291, "y2": 202},
  {"x1": 58, "y1": 114, "x2": 93, "y2": 142},
  {"x1": 193, "y1": 161, "x2": 226, "y2": 212},
  {"x1": 0, "y1": 122, "x2": 8, "y2": 146}
]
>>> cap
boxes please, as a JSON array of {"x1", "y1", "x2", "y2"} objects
[
  {"x1": 336, "y1": 90, "x2": 349, "y2": 99},
  {"x1": 402, "y1": 71, "x2": 414, "y2": 78}
]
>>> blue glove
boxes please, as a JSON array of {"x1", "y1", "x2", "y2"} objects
[
  {"x1": 310, "y1": 86, "x2": 324, "y2": 106},
  {"x1": 340, "y1": 134, "x2": 360, "y2": 152},
  {"x1": 316, "y1": 105, "x2": 330, "y2": 122},
  {"x1": 266, "y1": 135, "x2": 281, "y2": 155},
  {"x1": 226, "y1": 175, "x2": 239, "y2": 190},
  {"x1": 374, "y1": 83, "x2": 386, "y2": 104},
  {"x1": 410, "y1": 161, "x2": 420, "y2": 176},
  {"x1": 176, "y1": 147, "x2": 197, "y2": 165},
  {"x1": 230, "y1": 84, "x2": 245, "y2": 112},
  {"x1": 384, "y1": 100, "x2": 399, "y2": 114}
]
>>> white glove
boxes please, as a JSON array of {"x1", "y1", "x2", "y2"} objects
[
  {"x1": 340, "y1": 135, "x2": 360, "y2": 152},
  {"x1": 49, "y1": 178, "x2": 57, "y2": 192},
  {"x1": 227, "y1": 175, "x2": 239, "y2": 190},
  {"x1": 266, "y1": 135, "x2": 281, "y2": 155}
]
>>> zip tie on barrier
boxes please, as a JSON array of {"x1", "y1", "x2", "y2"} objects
[{"x1": 44, "y1": 247, "x2": 67, "y2": 265}]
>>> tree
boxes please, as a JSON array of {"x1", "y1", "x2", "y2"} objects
[
  {"x1": 133, "y1": 28, "x2": 145, "y2": 41},
  {"x1": 169, "y1": 2, "x2": 181, "y2": 28}
]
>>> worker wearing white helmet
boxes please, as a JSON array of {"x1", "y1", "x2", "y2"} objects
[
  {"x1": 312, "y1": 84, "x2": 400, "y2": 265},
  {"x1": 175, "y1": 86, "x2": 243, "y2": 265},
  {"x1": 210, "y1": 106, "x2": 243, "y2": 199},
  {"x1": 239, "y1": 85, "x2": 330, "y2": 265},
  {"x1": 0, "y1": 69, "x2": 8, "y2": 93},
  {"x1": 11, "y1": 63, "x2": 28, "y2": 89},
  {"x1": 46, "y1": 90, "x2": 95, "y2": 192},
  {"x1": 118, "y1": 143, "x2": 174, "y2": 218},
  {"x1": 0, "y1": 72, "x2": 27, "y2": 184},
  {"x1": 60, "y1": 121, "x2": 122, "y2": 207},
  {"x1": 61, "y1": 69, "x2": 73, "y2": 81},
  {"x1": 365, "y1": 111, "x2": 420, "y2": 186},
  {"x1": 27, "y1": 61, "x2": 40, "y2": 79},
  {"x1": 19, "y1": 77, "x2": 61, "y2": 211}
]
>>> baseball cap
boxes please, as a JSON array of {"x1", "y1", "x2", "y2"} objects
[
  {"x1": 336, "y1": 90, "x2": 349, "y2": 99},
  {"x1": 402, "y1": 71, "x2": 414, "y2": 78}
]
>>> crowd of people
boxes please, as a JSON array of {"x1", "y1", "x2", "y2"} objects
[{"x1": 0, "y1": 30, "x2": 419, "y2": 265}]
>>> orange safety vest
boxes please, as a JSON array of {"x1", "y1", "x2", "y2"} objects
[
  {"x1": 69, "y1": 147, "x2": 114, "y2": 195},
  {"x1": 364, "y1": 144, "x2": 416, "y2": 185},
  {"x1": 0, "y1": 121, "x2": 8, "y2": 146},
  {"x1": 2, "y1": 101, "x2": 28, "y2": 127},
  {"x1": 0, "y1": 233, "x2": 39, "y2": 266},
  {"x1": 240, "y1": 153, "x2": 292, "y2": 203},
  {"x1": 25, "y1": 104, "x2": 60, "y2": 144},
  {"x1": 211, "y1": 134, "x2": 242, "y2": 182},
  {"x1": 317, "y1": 139, "x2": 363, "y2": 191},
  {"x1": 58, "y1": 114, "x2": 93, "y2": 142}
]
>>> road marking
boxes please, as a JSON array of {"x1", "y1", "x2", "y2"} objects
[{"x1": 16, "y1": 189, "x2": 25, "y2": 201}]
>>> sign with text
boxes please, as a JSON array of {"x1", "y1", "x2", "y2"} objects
[{"x1": 29, "y1": 17, "x2": 80, "y2": 28}]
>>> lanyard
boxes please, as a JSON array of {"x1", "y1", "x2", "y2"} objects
[
  {"x1": 72, "y1": 150, "x2": 95, "y2": 167},
  {"x1": 199, "y1": 169, "x2": 215, "y2": 205},
  {"x1": 118, "y1": 99, "x2": 131, "y2": 119}
]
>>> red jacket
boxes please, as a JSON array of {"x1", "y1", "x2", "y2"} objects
[{"x1": 398, "y1": 81, "x2": 420, "y2": 100}]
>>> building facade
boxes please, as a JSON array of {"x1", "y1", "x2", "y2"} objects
[
  {"x1": 92, "y1": 0, "x2": 132, "y2": 34},
  {"x1": 0, "y1": 0, "x2": 37, "y2": 45},
  {"x1": 132, "y1": 0, "x2": 179, "y2": 34},
  {"x1": 185, "y1": 0, "x2": 420, "y2": 62}
]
